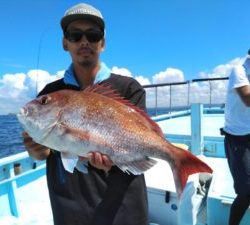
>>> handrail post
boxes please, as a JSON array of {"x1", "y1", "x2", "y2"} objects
[
  {"x1": 7, "y1": 165, "x2": 20, "y2": 217},
  {"x1": 169, "y1": 85, "x2": 172, "y2": 113},
  {"x1": 155, "y1": 86, "x2": 158, "y2": 116},
  {"x1": 191, "y1": 103, "x2": 204, "y2": 155}
]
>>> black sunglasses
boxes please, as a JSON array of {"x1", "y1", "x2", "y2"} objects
[{"x1": 64, "y1": 29, "x2": 104, "y2": 43}]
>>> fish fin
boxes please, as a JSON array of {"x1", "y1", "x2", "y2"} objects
[
  {"x1": 169, "y1": 147, "x2": 213, "y2": 198},
  {"x1": 84, "y1": 83, "x2": 122, "y2": 99},
  {"x1": 58, "y1": 122, "x2": 90, "y2": 141},
  {"x1": 84, "y1": 83, "x2": 165, "y2": 138},
  {"x1": 116, "y1": 157, "x2": 158, "y2": 175},
  {"x1": 58, "y1": 122, "x2": 112, "y2": 149},
  {"x1": 61, "y1": 152, "x2": 79, "y2": 173}
]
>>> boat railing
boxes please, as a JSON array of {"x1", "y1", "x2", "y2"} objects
[
  {"x1": 143, "y1": 77, "x2": 228, "y2": 116},
  {"x1": 0, "y1": 152, "x2": 46, "y2": 217}
]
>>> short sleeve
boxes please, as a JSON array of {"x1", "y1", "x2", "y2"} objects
[{"x1": 228, "y1": 65, "x2": 249, "y2": 90}]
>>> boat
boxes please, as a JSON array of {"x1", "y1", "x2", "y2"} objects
[{"x1": 0, "y1": 77, "x2": 250, "y2": 225}]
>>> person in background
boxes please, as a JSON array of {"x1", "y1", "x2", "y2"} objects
[
  {"x1": 223, "y1": 52, "x2": 250, "y2": 225},
  {"x1": 23, "y1": 3, "x2": 148, "y2": 225}
]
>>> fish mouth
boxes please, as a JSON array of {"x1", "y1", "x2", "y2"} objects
[
  {"x1": 16, "y1": 107, "x2": 44, "y2": 142},
  {"x1": 17, "y1": 107, "x2": 28, "y2": 118},
  {"x1": 16, "y1": 107, "x2": 36, "y2": 141},
  {"x1": 16, "y1": 107, "x2": 28, "y2": 124}
]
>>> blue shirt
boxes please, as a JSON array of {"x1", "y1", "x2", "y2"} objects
[{"x1": 63, "y1": 62, "x2": 111, "y2": 87}]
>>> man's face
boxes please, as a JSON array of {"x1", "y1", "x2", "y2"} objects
[{"x1": 63, "y1": 20, "x2": 105, "y2": 67}]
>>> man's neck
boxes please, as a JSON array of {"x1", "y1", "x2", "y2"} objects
[{"x1": 73, "y1": 62, "x2": 100, "y2": 88}]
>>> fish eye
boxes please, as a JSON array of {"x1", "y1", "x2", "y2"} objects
[{"x1": 39, "y1": 96, "x2": 50, "y2": 105}]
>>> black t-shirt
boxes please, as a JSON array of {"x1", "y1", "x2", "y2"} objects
[{"x1": 39, "y1": 74, "x2": 149, "y2": 225}]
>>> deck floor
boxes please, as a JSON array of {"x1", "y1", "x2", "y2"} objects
[{"x1": 0, "y1": 176, "x2": 53, "y2": 225}]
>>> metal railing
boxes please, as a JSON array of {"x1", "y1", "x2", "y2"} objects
[
  {"x1": 143, "y1": 77, "x2": 228, "y2": 116},
  {"x1": 0, "y1": 152, "x2": 46, "y2": 217}
]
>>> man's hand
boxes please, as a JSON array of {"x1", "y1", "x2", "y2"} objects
[
  {"x1": 80, "y1": 152, "x2": 113, "y2": 172},
  {"x1": 22, "y1": 132, "x2": 50, "y2": 160}
]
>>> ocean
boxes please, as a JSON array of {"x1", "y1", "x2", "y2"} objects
[{"x1": 0, "y1": 114, "x2": 25, "y2": 158}]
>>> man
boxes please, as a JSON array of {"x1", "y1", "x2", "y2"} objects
[
  {"x1": 223, "y1": 54, "x2": 250, "y2": 225},
  {"x1": 23, "y1": 3, "x2": 148, "y2": 225}
]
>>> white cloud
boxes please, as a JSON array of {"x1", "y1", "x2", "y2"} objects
[
  {"x1": 0, "y1": 70, "x2": 62, "y2": 115},
  {"x1": 199, "y1": 57, "x2": 243, "y2": 79},
  {"x1": 145, "y1": 58, "x2": 245, "y2": 109},
  {"x1": 153, "y1": 67, "x2": 185, "y2": 84},
  {"x1": 111, "y1": 66, "x2": 151, "y2": 85},
  {"x1": 111, "y1": 66, "x2": 132, "y2": 77},
  {"x1": 191, "y1": 57, "x2": 245, "y2": 106},
  {"x1": 0, "y1": 73, "x2": 26, "y2": 91},
  {"x1": 144, "y1": 68, "x2": 186, "y2": 108},
  {"x1": 26, "y1": 69, "x2": 62, "y2": 93},
  {"x1": 134, "y1": 75, "x2": 151, "y2": 85},
  {"x1": 0, "y1": 57, "x2": 245, "y2": 114}
]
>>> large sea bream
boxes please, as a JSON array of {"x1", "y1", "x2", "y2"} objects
[{"x1": 17, "y1": 84, "x2": 213, "y2": 196}]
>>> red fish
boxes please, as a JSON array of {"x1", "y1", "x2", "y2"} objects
[{"x1": 17, "y1": 84, "x2": 213, "y2": 197}]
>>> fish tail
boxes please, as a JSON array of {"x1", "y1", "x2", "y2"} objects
[{"x1": 168, "y1": 147, "x2": 213, "y2": 198}]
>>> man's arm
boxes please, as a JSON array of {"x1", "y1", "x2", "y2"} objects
[{"x1": 236, "y1": 85, "x2": 250, "y2": 107}]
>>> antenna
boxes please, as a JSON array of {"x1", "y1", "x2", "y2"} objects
[{"x1": 248, "y1": 49, "x2": 250, "y2": 56}]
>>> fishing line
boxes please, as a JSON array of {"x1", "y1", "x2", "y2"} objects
[{"x1": 35, "y1": 27, "x2": 52, "y2": 96}]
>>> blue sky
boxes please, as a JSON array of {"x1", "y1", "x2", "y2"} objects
[
  {"x1": 0, "y1": 0, "x2": 249, "y2": 114},
  {"x1": 1, "y1": 0, "x2": 249, "y2": 79}
]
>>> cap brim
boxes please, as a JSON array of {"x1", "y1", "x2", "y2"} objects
[{"x1": 61, "y1": 14, "x2": 104, "y2": 31}]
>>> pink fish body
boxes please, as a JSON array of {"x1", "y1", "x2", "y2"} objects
[{"x1": 17, "y1": 84, "x2": 212, "y2": 196}]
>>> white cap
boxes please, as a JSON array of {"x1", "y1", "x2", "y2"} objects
[{"x1": 61, "y1": 3, "x2": 105, "y2": 32}]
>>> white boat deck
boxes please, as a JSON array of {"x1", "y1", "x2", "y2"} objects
[{"x1": 0, "y1": 175, "x2": 53, "y2": 225}]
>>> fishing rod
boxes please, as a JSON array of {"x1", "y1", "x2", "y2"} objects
[
  {"x1": 35, "y1": 27, "x2": 51, "y2": 96},
  {"x1": 36, "y1": 31, "x2": 44, "y2": 96}
]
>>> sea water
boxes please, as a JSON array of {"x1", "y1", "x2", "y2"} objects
[{"x1": 0, "y1": 114, "x2": 25, "y2": 158}]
